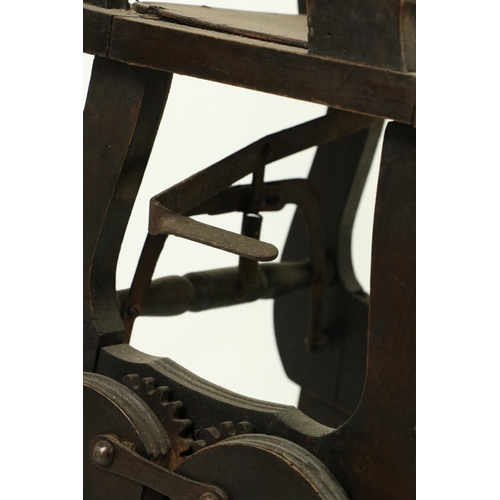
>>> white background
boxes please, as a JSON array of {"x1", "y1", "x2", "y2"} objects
[{"x1": 83, "y1": 0, "x2": 382, "y2": 405}]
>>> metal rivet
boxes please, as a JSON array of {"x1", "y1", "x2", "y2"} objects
[{"x1": 91, "y1": 439, "x2": 115, "y2": 467}]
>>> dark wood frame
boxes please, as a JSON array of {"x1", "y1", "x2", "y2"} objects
[{"x1": 83, "y1": 2, "x2": 416, "y2": 499}]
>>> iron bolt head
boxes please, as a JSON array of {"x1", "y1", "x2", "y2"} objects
[{"x1": 91, "y1": 439, "x2": 115, "y2": 467}]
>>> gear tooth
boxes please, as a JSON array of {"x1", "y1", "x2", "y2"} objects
[
  {"x1": 169, "y1": 418, "x2": 192, "y2": 441},
  {"x1": 235, "y1": 421, "x2": 253, "y2": 435},
  {"x1": 123, "y1": 374, "x2": 140, "y2": 390},
  {"x1": 219, "y1": 421, "x2": 236, "y2": 439},
  {"x1": 159, "y1": 392, "x2": 179, "y2": 408},
  {"x1": 173, "y1": 418, "x2": 192, "y2": 432},
  {"x1": 177, "y1": 437, "x2": 194, "y2": 455},
  {"x1": 120, "y1": 374, "x2": 216, "y2": 468},
  {"x1": 164, "y1": 400, "x2": 183, "y2": 417},
  {"x1": 199, "y1": 427, "x2": 220, "y2": 445},
  {"x1": 152, "y1": 386, "x2": 171, "y2": 404},
  {"x1": 140, "y1": 377, "x2": 156, "y2": 395},
  {"x1": 191, "y1": 440, "x2": 206, "y2": 453}
]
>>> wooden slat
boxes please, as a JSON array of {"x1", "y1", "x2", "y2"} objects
[
  {"x1": 110, "y1": 16, "x2": 415, "y2": 124},
  {"x1": 134, "y1": 2, "x2": 308, "y2": 48},
  {"x1": 83, "y1": 5, "x2": 415, "y2": 124}
]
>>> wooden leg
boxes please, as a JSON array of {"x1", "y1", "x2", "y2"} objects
[
  {"x1": 83, "y1": 57, "x2": 173, "y2": 371},
  {"x1": 325, "y1": 121, "x2": 416, "y2": 500}
]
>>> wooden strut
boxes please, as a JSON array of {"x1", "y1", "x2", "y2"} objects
[
  {"x1": 83, "y1": 3, "x2": 415, "y2": 125},
  {"x1": 83, "y1": 56, "x2": 173, "y2": 371}
]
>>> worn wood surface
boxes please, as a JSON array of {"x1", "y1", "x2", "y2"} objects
[
  {"x1": 83, "y1": 3, "x2": 415, "y2": 498},
  {"x1": 83, "y1": 57, "x2": 172, "y2": 371},
  {"x1": 83, "y1": 4, "x2": 113, "y2": 56},
  {"x1": 83, "y1": 4, "x2": 415, "y2": 125},
  {"x1": 275, "y1": 114, "x2": 384, "y2": 426},
  {"x1": 401, "y1": 1, "x2": 416, "y2": 72},
  {"x1": 134, "y1": 3, "x2": 308, "y2": 48},
  {"x1": 307, "y1": 0, "x2": 416, "y2": 72},
  {"x1": 324, "y1": 122, "x2": 416, "y2": 500},
  {"x1": 97, "y1": 344, "x2": 334, "y2": 457}
]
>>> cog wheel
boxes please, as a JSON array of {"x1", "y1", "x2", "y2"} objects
[
  {"x1": 192, "y1": 420, "x2": 253, "y2": 452},
  {"x1": 123, "y1": 374, "x2": 194, "y2": 469},
  {"x1": 84, "y1": 372, "x2": 169, "y2": 500}
]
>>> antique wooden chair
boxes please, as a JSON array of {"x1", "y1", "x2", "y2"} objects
[{"x1": 83, "y1": 1, "x2": 415, "y2": 499}]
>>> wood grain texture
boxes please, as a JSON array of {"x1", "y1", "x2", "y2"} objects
[
  {"x1": 83, "y1": 57, "x2": 172, "y2": 371},
  {"x1": 109, "y1": 15, "x2": 415, "y2": 124},
  {"x1": 83, "y1": 4, "x2": 112, "y2": 56},
  {"x1": 323, "y1": 122, "x2": 416, "y2": 500},
  {"x1": 97, "y1": 344, "x2": 334, "y2": 455},
  {"x1": 83, "y1": 4, "x2": 415, "y2": 497},
  {"x1": 83, "y1": 4, "x2": 416, "y2": 124},
  {"x1": 307, "y1": 0, "x2": 415, "y2": 73},
  {"x1": 402, "y1": 1, "x2": 416, "y2": 72},
  {"x1": 134, "y1": 2, "x2": 308, "y2": 48},
  {"x1": 275, "y1": 116, "x2": 384, "y2": 425}
]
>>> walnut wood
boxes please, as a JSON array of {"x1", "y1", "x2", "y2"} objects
[
  {"x1": 83, "y1": 3, "x2": 416, "y2": 498},
  {"x1": 275, "y1": 115, "x2": 383, "y2": 423},
  {"x1": 83, "y1": 4, "x2": 415, "y2": 125},
  {"x1": 97, "y1": 344, "x2": 334, "y2": 456},
  {"x1": 134, "y1": 3, "x2": 308, "y2": 48},
  {"x1": 83, "y1": 57, "x2": 172, "y2": 371},
  {"x1": 307, "y1": 0, "x2": 416, "y2": 72},
  {"x1": 83, "y1": 4, "x2": 113, "y2": 56},
  {"x1": 324, "y1": 122, "x2": 416, "y2": 500}
]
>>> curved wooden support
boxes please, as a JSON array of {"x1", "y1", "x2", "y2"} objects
[
  {"x1": 275, "y1": 113, "x2": 384, "y2": 426},
  {"x1": 83, "y1": 56, "x2": 172, "y2": 371},
  {"x1": 324, "y1": 122, "x2": 416, "y2": 500}
]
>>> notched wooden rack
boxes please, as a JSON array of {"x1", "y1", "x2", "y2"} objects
[{"x1": 84, "y1": 1, "x2": 415, "y2": 499}]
